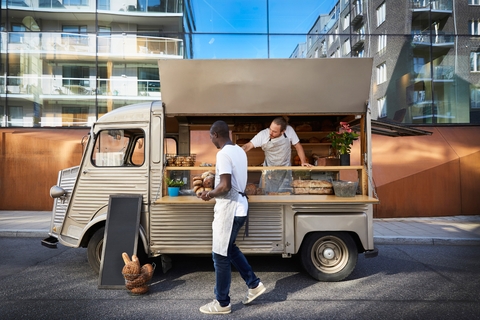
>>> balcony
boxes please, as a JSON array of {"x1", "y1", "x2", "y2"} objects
[
  {"x1": 3, "y1": 32, "x2": 183, "y2": 60},
  {"x1": 351, "y1": 0, "x2": 364, "y2": 25},
  {"x1": 351, "y1": 33, "x2": 365, "y2": 51},
  {"x1": 2, "y1": 0, "x2": 183, "y2": 14},
  {"x1": 433, "y1": 65, "x2": 454, "y2": 81},
  {"x1": 412, "y1": 0, "x2": 453, "y2": 11},
  {"x1": 2, "y1": 76, "x2": 161, "y2": 99},
  {"x1": 411, "y1": 0, "x2": 453, "y2": 20},
  {"x1": 412, "y1": 31, "x2": 454, "y2": 47}
]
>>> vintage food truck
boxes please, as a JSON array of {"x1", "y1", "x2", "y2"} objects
[{"x1": 42, "y1": 58, "x2": 380, "y2": 282}]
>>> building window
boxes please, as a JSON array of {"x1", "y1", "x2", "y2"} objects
[
  {"x1": 378, "y1": 97, "x2": 387, "y2": 118},
  {"x1": 471, "y1": 87, "x2": 480, "y2": 109},
  {"x1": 378, "y1": 34, "x2": 387, "y2": 53},
  {"x1": 62, "y1": 25, "x2": 88, "y2": 45},
  {"x1": 471, "y1": 52, "x2": 480, "y2": 72},
  {"x1": 329, "y1": 34, "x2": 334, "y2": 45},
  {"x1": 344, "y1": 13, "x2": 350, "y2": 30},
  {"x1": 377, "y1": 2, "x2": 386, "y2": 27},
  {"x1": 343, "y1": 39, "x2": 351, "y2": 55},
  {"x1": 9, "y1": 24, "x2": 26, "y2": 43},
  {"x1": 469, "y1": 0, "x2": 480, "y2": 5},
  {"x1": 377, "y1": 62, "x2": 387, "y2": 84},
  {"x1": 470, "y1": 20, "x2": 480, "y2": 35}
]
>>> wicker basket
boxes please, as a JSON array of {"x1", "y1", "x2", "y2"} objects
[{"x1": 122, "y1": 263, "x2": 156, "y2": 295}]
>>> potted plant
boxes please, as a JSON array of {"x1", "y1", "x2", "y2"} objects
[
  {"x1": 165, "y1": 177, "x2": 185, "y2": 197},
  {"x1": 327, "y1": 122, "x2": 360, "y2": 166}
]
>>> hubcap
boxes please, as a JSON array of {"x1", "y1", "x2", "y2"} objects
[{"x1": 311, "y1": 235, "x2": 349, "y2": 274}]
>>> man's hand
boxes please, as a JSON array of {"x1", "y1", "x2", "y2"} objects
[
  {"x1": 198, "y1": 191, "x2": 211, "y2": 201},
  {"x1": 301, "y1": 162, "x2": 313, "y2": 168}
]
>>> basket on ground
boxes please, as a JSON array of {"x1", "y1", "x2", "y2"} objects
[{"x1": 122, "y1": 262, "x2": 156, "y2": 295}]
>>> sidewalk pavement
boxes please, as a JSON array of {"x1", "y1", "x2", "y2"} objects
[{"x1": 1, "y1": 211, "x2": 479, "y2": 246}]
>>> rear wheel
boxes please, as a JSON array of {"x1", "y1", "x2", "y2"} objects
[{"x1": 300, "y1": 232, "x2": 358, "y2": 282}]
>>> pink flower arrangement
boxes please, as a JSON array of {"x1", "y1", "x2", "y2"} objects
[{"x1": 327, "y1": 122, "x2": 360, "y2": 155}]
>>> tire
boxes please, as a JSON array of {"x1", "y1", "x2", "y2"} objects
[
  {"x1": 300, "y1": 232, "x2": 358, "y2": 282},
  {"x1": 87, "y1": 227, "x2": 104, "y2": 274},
  {"x1": 87, "y1": 227, "x2": 148, "y2": 274}
]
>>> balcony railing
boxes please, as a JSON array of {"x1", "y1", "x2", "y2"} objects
[
  {"x1": 2, "y1": 76, "x2": 161, "y2": 97},
  {"x1": 412, "y1": 31, "x2": 454, "y2": 45},
  {"x1": 411, "y1": 0, "x2": 453, "y2": 11},
  {"x1": 433, "y1": 65, "x2": 454, "y2": 80},
  {"x1": 3, "y1": 32, "x2": 183, "y2": 58},
  {"x1": 2, "y1": 0, "x2": 183, "y2": 13}
]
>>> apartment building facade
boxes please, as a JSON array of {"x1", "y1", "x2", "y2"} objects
[
  {"x1": 303, "y1": 0, "x2": 480, "y2": 125},
  {"x1": 298, "y1": 0, "x2": 480, "y2": 217},
  {"x1": 1, "y1": 0, "x2": 185, "y2": 127}
]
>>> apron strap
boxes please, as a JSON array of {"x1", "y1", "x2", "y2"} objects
[{"x1": 238, "y1": 191, "x2": 249, "y2": 238}]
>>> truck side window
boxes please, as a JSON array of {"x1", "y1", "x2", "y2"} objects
[{"x1": 92, "y1": 129, "x2": 144, "y2": 167}]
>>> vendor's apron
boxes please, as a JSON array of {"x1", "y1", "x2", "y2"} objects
[
  {"x1": 261, "y1": 134, "x2": 293, "y2": 194},
  {"x1": 212, "y1": 188, "x2": 241, "y2": 257}
]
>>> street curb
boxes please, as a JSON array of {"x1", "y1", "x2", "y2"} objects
[
  {"x1": 374, "y1": 236, "x2": 480, "y2": 246},
  {"x1": 0, "y1": 230, "x2": 49, "y2": 238}
]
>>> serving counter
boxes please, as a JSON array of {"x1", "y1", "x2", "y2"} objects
[{"x1": 161, "y1": 165, "x2": 378, "y2": 204}]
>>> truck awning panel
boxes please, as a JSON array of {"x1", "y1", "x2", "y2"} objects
[{"x1": 158, "y1": 58, "x2": 373, "y2": 116}]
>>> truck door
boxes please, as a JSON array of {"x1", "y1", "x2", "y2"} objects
[{"x1": 59, "y1": 124, "x2": 150, "y2": 249}]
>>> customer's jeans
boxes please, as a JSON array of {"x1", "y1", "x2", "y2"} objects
[{"x1": 213, "y1": 216, "x2": 260, "y2": 307}]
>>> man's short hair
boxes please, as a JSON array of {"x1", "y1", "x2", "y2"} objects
[
  {"x1": 211, "y1": 120, "x2": 230, "y2": 138},
  {"x1": 272, "y1": 116, "x2": 289, "y2": 132}
]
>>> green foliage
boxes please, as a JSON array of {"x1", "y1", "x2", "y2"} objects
[
  {"x1": 327, "y1": 122, "x2": 360, "y2": 155},
  {"x1": 165, "y1": 177, "x2": 185, "y2": 187}
]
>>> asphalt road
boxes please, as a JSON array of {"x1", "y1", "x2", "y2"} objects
[{"x1": 1, "y1": 238, "x2": 479, "y2": 320}]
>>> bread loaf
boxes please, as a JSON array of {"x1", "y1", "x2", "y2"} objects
[
  {"x1": 308, "y1": 137, "x2": 321, "y2": 143},
  {"x1": 203, "y1": 176, "x2": 214, "y2": 188},
  {"x1": 204, "y1": 187, "x2": 213, "y2": 192},
  {"x1": 267, "y1": 192, "x2": 291, "y2": 195},
  {"x1": 196, "y1": 187, "x2": 205, "y2": 197},
  {"x1": 122, "y1": 252, "x2": 131, "y2": 265},
  {"x1": 130, "y1": 285, "x2": 149, "y2": 294},
  {"x1": 122, "y1": 261, "x2": 140, "y2": 280},
  {"x1": 192, "y1": 176, "x2": 203, "y2": 181},
  {"x1": 245, "y1": 183, "x2": 257, "y2": 195},
  {"x1": 193, "y1": 179, "x2": 203, "y2": 187},
  {"x1": 140, "y1": 264, "x2": 154, "y2": 282},
  {"x1": 291, "y1": 180, "x2": 333, "y2": 188},
  {"x1": 193, "y1": 185, "x2": 201, "y2": 193},
  {"x1": 296, "y1": 123, "x2": 312, "y2": 132}
]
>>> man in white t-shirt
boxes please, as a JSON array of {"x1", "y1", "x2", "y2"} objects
[
  {"x1": 198, "y1": 120, "x2": 265, "y2": 315},
  {"x1": 242, "y1": 116, "x2": 311, "y2": 167},
  {"x1": 242, "y1": 117, "x2": 312, "y2": 193}
]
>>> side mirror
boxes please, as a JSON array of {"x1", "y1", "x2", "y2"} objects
[{"x1": 50, "y1": 186, "x2": 66, "y2": 198}]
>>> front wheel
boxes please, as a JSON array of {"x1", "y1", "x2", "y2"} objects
[
  {"x1": 86, "y1": 227, "x2": 148, "y2": 274},
  {"x1": 300, "y1": 232, "x2": 358, "y2": 282},
  {"x1": 87, "y1": 227, "x2": 104, "y2": 274}
]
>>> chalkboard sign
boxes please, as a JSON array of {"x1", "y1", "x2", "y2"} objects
[{"x1": 98, "y1": 195, "x2": 143, "y2": 289}]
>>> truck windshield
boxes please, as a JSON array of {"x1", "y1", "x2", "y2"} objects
[{"x1": 91, "y1": 129, "x2": 145, "y2": 167}]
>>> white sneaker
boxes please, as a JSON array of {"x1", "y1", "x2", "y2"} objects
[
  {"x1": 199, "y1": 299, "x2": 231, "y2": 314},
  {"x1": 242, "y1": 282, "x2": 266, "y2": 305}
]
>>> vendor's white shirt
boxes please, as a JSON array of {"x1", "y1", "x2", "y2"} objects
[
  {"x1": 215, "y1": 144, "x2": 248, "y2": 217},
  {"x1": 250, "y1": 125, "x2": 300, "y2": 148}
]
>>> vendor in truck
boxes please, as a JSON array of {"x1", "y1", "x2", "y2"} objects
[{"x1": 242, "y1": 116, "x2": 312, "y2": 194}]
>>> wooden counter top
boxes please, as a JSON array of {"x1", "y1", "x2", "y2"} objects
[
  {"x1": 165, "y1": 166, "x2": 363, "y2": 171},
  {"x1": 156, "y1": 195, "x2": 379, "y2": 204}
]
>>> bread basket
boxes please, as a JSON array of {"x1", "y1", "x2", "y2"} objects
[{"x1": 122, "y1": 262, "x2": 156, "y2": 295}]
